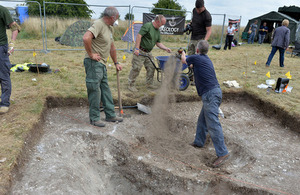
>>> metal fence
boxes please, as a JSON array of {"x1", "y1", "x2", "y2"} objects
[
  {"x1": 129, "y1": 6, "x2": 193, "y2": 52},
  {"x1": 2, "y1": 1, "x2": 229, "y2": 53},
  {"x1": 225, "y1": 15, "x2": 243, "y2": 42},
  {"x1": 43, "y1": 1, "x2": 131, "y2": 52},
  {"x1": 211, "y1": 13, "x2": 226, "y2": 46},
  {"x1": 0, "y1": 0, "x2": 44, "y2": 52}
]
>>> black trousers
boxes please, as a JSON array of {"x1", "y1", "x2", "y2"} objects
[{"x1": 224, "y1": 35, "x2": 234, "y2": 50}]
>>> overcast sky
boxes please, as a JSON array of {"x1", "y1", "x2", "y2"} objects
[{"x1": 1, "y1": 0, "x2": 299, "y2": 26}]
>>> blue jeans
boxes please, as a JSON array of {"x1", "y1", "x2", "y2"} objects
[
  {"x1": 0, "y1": 44, "x2": 12, "y2": 107},
  {"x1": 258, "y1": 34, "x2": 266, "y2": 44},
  {"x1": 248, "y1": 32, "x2": 255, "y2": 44},
  {"x1": 266, "y1": 46, "x2": 285, "y2": 67},
  {"x1": 193, "y1": 87, "x2": 228, "y2": 157}
]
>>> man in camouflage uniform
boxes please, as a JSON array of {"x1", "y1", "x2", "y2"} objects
[
  {"x1": 128, "y1": 15, "x2": 171, "y2": 92},
  {"x1": 0, "y1": 5, "x2": 20, "y2": 114},
  {"x1": 83, "y1": 6, "x2": 123, "y2": 127}
]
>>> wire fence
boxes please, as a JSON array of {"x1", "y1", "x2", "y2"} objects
[{"x1": 1, "y1": 1, "x2": 234, "y2": 53}]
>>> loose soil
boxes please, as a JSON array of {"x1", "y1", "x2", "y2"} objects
[
  {"x1": 9, "y1": 56, "x2": 300, "y2": 195},
  {"x1": 10, "y1": 92, "x2": 300, "y2": 194}
]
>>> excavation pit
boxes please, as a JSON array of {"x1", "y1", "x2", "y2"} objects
[{"x1": 11, "y1": 93, "x2": 300, "y2": 195}]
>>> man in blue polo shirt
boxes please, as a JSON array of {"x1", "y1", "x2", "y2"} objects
[{"x1": 181, "y1": 40, "x2": 229, "y2": 168}]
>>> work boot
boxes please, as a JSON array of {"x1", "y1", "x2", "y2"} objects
[
  {"x1": 90, "y1": 120, "x2": 106, "y2": 127},
  {"x1": 0, "y1": 106, "x2": 9, "y2": 114},
  {"x1": 105, "y1": 116, "x2": 123, "y2": 122},
  {"x1": 128, "y1": 85, "x2": 138, "y2": 92},
  {"x1": 212, "y1": 153, "x2": 230, "y2": 168},
  {"x1": 189, "y1": 142, "x2": 203, "y2": 149}
]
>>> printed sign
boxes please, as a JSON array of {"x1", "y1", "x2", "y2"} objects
[{"x1": 143, "y1": 13, "x2": 185, "y2": 35}]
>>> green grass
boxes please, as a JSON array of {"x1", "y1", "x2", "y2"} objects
[{"x1": 0, "y1": 18, "x2": 299, "y2": 195}]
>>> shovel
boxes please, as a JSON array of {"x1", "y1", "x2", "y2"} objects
[
  {"x1": 100, "y1": 69, "x2": 151, "y2": 115},
  {"x1": 122, "y1": 103, "x2": 151, "y2": 114},
  {"x1": 116, "y1": 69, "x2": 134, "y2": 118},
  {"x1": 100, "y1": 104, "x2": 151, "y2": 115},
  {"x1": 116, "y1": 69, "x2": 151, "y2": 115},
  {"x1": 116, "y1": 69, "x2": 123, "y2": 116}
]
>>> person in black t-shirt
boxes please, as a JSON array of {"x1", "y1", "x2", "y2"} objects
[{"x1": 187, "y1": 0, "x2": 212, "y2": 55}]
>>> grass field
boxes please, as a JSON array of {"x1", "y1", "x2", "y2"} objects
[{"x1": 0, "y1": 18, "x2": 299, "y2": 194}]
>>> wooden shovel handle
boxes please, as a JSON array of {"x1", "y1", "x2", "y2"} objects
[{"x1": 116, "y1": 70, "x2": 123, "y2": 116}]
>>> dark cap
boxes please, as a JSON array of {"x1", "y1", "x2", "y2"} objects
[{"x1": 195, "y1": 0, "x2": 204, "y2": 8}]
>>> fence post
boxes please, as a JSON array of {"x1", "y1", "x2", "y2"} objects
[
  {"x1": 220, "y1": 14, "x2": 226, "y2": 46},
  {"x1": 126, "y1": 5, "x2": 131, "y2": 52},
  {"x1": 43, "y1": 0, "x2": 49, "y2": 52},
  {"x1": 237, "y1": 15, "x2": 242, "y2": 43}
]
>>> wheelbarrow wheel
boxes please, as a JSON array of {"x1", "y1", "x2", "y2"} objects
[{"x1": 179, "y1": 74, "x2": 190, "y2": 91}]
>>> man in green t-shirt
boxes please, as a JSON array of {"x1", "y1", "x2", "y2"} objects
[
  {"x1": 0, "y1": 5, "x2": 20, "y2": 114},
  {"x1": 83, "y1": 6, "x2": 123, "y2": 127},
  {"x1": 128, "y1": 15, "x2": 171, "y2": 92}
]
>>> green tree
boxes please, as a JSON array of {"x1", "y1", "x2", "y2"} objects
[
  {"x1": 125, "y1": 13, "x2": 134, "y2": 20},
  {"x1": 27, "y1": 0, "x2": 93, "y2": 18},
  {"x1": 152, "y1": 0, "x2": 186, "y2": 17}
]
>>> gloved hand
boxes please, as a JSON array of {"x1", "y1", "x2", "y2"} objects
[
  {"x1": 176, "y1": 48, "x2": 186, "y2": 60},
  {"x1": 177, "y1": 47, "x2": 186, "y2": 54},
  {"x1": 8, "y1": 42, "x2": 14, "y2": 56}
]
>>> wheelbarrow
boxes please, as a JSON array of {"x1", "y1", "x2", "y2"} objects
[{"x1": 139, "y1": 54, "x2": 193, "y2": 91}]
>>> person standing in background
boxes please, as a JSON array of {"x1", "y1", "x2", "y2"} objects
[
  {"x1": 187, "y1": 0, "x2": 212, "y2": 56},
  {"x1": 265, "y1": 19, "x2": 290, "y2": 68},
  {"x1": 248, "y1": 20, "x2": 258, "y2": 44},
  {"x1": 127, "y1": 15, "x2": 171, "y2": 92},
  {"x1": 258, "y1": 22, "x2": 268, "y2": 44},
  {"x1": 224, "y1": 22, "x2": 235, "y2": 50},
  {"x1": 186, "y1": 0, "x2": 212, "y2": 86},
  {"x1": 0, "y1": 5, "x2": 20, "y2": 114}
]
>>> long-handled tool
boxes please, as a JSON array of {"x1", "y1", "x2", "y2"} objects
[
  {"x1": 116, "y1": 69, "x2": 123, "y2": 117},
  {"x1": 100, "y1": 103, "x2": 151, "y2": 114},
  {"x1": 101, "y1": 69, "x2": 151, "y2": 115},
  {"x1": 131, "y1": 103, "x2": 151, "y2": 114}
]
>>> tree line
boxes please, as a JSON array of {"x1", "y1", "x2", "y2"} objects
[{"x1": 27, "y1": 0, "x2": 186, "y2": 19}]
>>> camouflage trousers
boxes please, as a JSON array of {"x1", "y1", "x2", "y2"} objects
[
  {"x1": 128, "y1": 50, "x2": 155, "y2": 85},
  {"x1": 187, "y1": 39, "x2": 203, "y2": 55}
]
